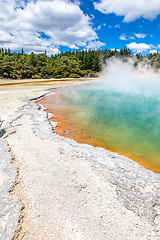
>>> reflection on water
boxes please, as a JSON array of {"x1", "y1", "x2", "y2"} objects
[{"x1": 38, "y1": 83, "x2": 160, "y2": 173}]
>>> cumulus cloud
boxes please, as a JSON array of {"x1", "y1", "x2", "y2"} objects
[
  {"x1": 150, "y1": 50, "x2": 157, "y2": 54},
  {"x1": 93, "y1": 0, "x2": 160, "y2": 22},
  {"x1": 86, "y1": 40, "x2": 106, "y2": 49},
  {"x1": 127, "y1": 42, "x2": 152, "y2": 53},
  {"x1": 0, "y1": 0, "x2": 101, "y2": 54},
  {"x1": 134, "y1": 33, "x2": 147, "y2": 38},
  {"x1": 119, "y1": 34, "x2": 127, "y2": 40},
  {"x1": 119, "y1": 34, "x2": 135, "y2": 40}
]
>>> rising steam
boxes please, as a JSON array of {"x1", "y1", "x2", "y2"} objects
[{"x1": 99, "y1": 58, "x2": 160, "y2": 97}]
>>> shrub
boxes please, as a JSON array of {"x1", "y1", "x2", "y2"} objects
[
  {"x1": 3, "y1": 72, "x2": 8, "y2": 78},
  {"x1": 10, "y1": 72, "x2": 18, "y2": 79},
  {"x1": 32, "y1": 74, "x2": 41, "y2": 79},
  {"x1": 88, "y1": 72, "x2": 99, "y2": 78},
  {"x1": 55, "y1": 75, "x2": 62, "y2": 78},
  {"x1": 69, "y1": 73, "x2": 80, "y2": 78}
]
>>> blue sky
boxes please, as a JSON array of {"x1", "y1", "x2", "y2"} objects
[{"x1": 1, "y1": 0, "x2": 160, "y2": 54}]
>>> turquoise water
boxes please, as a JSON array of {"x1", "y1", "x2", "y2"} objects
[{"x1": 48, "y1": 81, "x2": 160, "y2": 172}]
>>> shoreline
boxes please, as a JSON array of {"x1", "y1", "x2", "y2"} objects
[
  {"x1": 1, "y1": 81, "x2": 160, "y2": 239},
  {"x1": 0, "y1": 77, "x2": 98, "y2": 87}
]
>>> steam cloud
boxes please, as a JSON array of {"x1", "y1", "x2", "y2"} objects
[{"x1": 99, "y1": 58, "x2": 160, "y2": 97}]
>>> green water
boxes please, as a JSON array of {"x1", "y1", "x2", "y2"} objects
[{"x1": 51, "y1": 83, "x2": 160, "y2": 171}]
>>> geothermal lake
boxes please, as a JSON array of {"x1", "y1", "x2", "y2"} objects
[
  {"x1": 38, "y1": 61, "x2": 160, "y2": 172},
  {"x1": 38, "y1": 77, "x2": 160, "y2": 173}
]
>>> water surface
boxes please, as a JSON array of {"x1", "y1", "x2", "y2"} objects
[{"x1": 38, "y1": 82, "x2": 160, "y2": 172}]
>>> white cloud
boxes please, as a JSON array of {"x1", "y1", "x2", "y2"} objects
[
  {"x1": 73, "y1": 0, "x2": 81, "y2": 5},
  {"x1": 90, "y1": 14, "x2": 95, "y2": 19},
  {"x1": 107, "y1": 24, "x2": 120, "y2": 28},
  {"x1": 115, "y1": 24, "x2": 120, "y2": 28},
  {"x1": 127, "y1": 42, "x2": 152, "y2": 52},
  {"x1": 0, "y1": 31, "x2": 14, "y2": 43},
  {"x1": 134, "y1": 33, "x2": 147, "y2": 38},
  {"x1": 94, "y1": 0, "x2": 160, "y2": 22},
  {"x1": 0, "y1": 0, "x2": 102, "y2": 54},
  {"x1": 119, "y1": 34, "x2": 127, "y2": 40},
  {"x1": 94, "y1": 25, "x2": 102, "y2": 31},
  {"x1": 149, "y1": 44, "x2": 156, "y2": 49},
  {"x1": 150, "y1": 50, "x2": 157, "y2": 54},
  {"x1": 110, "y1": 48, "x2": 120, "y2": 51},
  {"x1": 86, "y1": 40, "x2": 106, "y2": 49},
  {"x1": 119, "y1": 34, "x2": 135, "y2": 40}
]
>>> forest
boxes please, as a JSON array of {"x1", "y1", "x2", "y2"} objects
[{"x1": 0, "y1": 47, "x2": 159, "y2": 79}]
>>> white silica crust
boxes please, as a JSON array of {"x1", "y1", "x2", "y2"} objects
[{"x1": 0, "y1": 139, "x2": 20, "y2": 240}]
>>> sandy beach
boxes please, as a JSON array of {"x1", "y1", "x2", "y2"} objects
[{"x1": 1, "y1": 79, "x2": 160, "y2": 240}]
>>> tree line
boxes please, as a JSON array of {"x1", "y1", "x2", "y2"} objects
[{"x1": 0, "y1": 47, "x2": 159, "y2": 79}]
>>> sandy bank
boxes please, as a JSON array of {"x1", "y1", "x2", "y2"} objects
[
  {"x1": 0, "y1": 77, "x2": 97, "y2": 87},
  {"x1": 1, "y1": 80, "x2": 160, "y2": 239}
]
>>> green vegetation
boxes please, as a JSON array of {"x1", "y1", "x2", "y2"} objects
[{"x1": 0, "y1": 47, "x2": 159, "y2": 79}]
